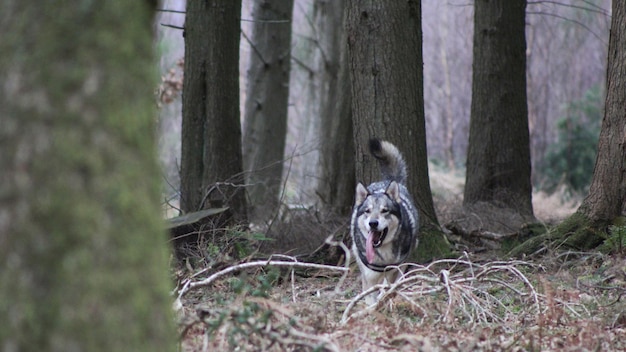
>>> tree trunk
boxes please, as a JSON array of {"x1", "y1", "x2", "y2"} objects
[
  {"x1": 464, "y1": 0, "x2": 534, "y2": 216},
  {"x1": 509, "y1": 0, "x2": 626, "y2": 256},
  {"x1": 314, "y1": 0, "x2": 355, "y2": 216},
  {"x1": 578, "y1": 0, "x2": 626, "y2": 223},
  {"x1": 181, "y1": 0, "x2": 247, "y2": 224},
  {"x1": 346, "y1": 0, "x2": 449, "y2": 261},
  {"x1": 0, "y1": 2, "x2": 175, "y2": 350},
  {"x1": 242, "y1": 0, "x2": 294, "y2": 222}
]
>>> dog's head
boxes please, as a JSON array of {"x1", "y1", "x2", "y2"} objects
[{"x1": 354, "y1": 181, "x2": 402, "y2": 263}]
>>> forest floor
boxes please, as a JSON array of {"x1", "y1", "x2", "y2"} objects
[
  {"x1": 171, "y1": 168, "x2": 626, "y2": 351},
  {"x1": 174, "y1": 250, "x2": 626, "y2": 351}
]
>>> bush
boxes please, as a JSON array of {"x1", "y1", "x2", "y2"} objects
[{"x1": 539, "y1": 86, "x2": 602, "y2": 193}]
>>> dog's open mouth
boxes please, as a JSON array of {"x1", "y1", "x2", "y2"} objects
[
  {"x1": 369, "y1": 228, "x2": 388, "y2": 248},
  {"x1": 365, "y1": 228, "x2": 388, "y2": 263}
]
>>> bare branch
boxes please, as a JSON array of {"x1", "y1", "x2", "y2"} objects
[
  {"x1": 240, "y1": 29, "x2": 268, "y2": 66},
  {"x1": 178, "y1": 259, "x2": 347, "y2": 298},
  {"x1": 526, "y1": 11, "x2": 608, "y2": 44},
  {"x1": 528, "y1": 1, "x2": 610, "y2": 17},
  {"x1": 156, "y1": 8, "x2": 185, "y2": 14},
  {"x1": 160, "y1": 23, "x2": 184, "y2": 30}
]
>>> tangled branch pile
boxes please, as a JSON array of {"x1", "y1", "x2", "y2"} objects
[
  {"x1": 176, "y1": 252, "x2": 621, "y2": 351},
  {"x1": 342, "y1": 256, "x2": 544, "y2": 326}
]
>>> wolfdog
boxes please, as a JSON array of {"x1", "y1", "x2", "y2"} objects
[{"x1": 351, "y1": 139, "x2": 419, "y2": 298}]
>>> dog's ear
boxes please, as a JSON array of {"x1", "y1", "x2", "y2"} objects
[
  {"x1": 386, "y1": 181, "x2": 401, "y2": 202},
  {"x1": 355, "y1": 183, "x2": 369, "y2": 205}
]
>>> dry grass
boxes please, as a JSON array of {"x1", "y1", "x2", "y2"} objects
[{"x1": 430, "y1": 164, "x2": 581, "y2": 233}]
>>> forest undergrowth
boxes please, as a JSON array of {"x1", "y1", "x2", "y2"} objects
[{"x1": 170, "y1": 168, "x2": 626, "y2": 351}]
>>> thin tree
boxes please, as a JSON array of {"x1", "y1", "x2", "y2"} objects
[
  {"x1": 314, "y1": 0, "x2": 355, "y2": 216},
  {"x1": 242, "y1": 0, "x2": 294, "y2": 222},
  {"x1": 464, "y1": 0, "x2": 534, "y2": 217},
  {"x1": 181, "y1": 0, "x2": 247, "y2": 224},
  {"x1": 0, "y1": 2, "x2": 175, "y2": 350},
  {"x1": 510, "y1": 0, "x2": 626, "y2": 255},
  {"x1": 346, "y1": 0, "x2": 449, "y2": 261}
]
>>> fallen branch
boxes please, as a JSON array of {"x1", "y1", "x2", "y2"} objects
[
  {"x1": 341, "y1": 256, "x2": 543, "y2": 327},
  {"x1": 178, "y1": 258, "x2": 347, "y2": 299}
]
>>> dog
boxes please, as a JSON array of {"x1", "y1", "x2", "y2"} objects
[{"x1": 351, "y1": 138, "x2": 419, "y2": 299}]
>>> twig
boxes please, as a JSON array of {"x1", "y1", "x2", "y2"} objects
[
  {"x1": 157, "y1": 8, "x2": 185, "y2": 14},
  {"x1": 240, "y1": 30, "x2": 267, "y2": 65},
  {"x1": 324, "y1": 235, "x2": 351, "y2": 294},
  {"x1": 160, "y1": 23, "x2": 184, "y2": 30},
  {"x1": 240, "y1": 18, "x2": 291, "y2": 24},
  {"x1": 527, "y1": 1, "x2": 610, "y2": 17},
  {"x1": 178, "y1": 259, "x2": 347, "y2": 298},
  {"x1": 526, "y1": 11, "x2": 607, "y2": 44},
  {"x1": 439, "y1": 269, "x2": 454, "y2": 322},
  {"x1": 342, "y1": 256, "x2": 543, "y2": 327}
]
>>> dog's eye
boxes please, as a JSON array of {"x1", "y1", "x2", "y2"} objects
[
  {"x1": 381, "y1": 208, "x2": 389, "y2": 213},
  {"x1": 364, "y1": 208, "x2": 371, "y2": 214}
]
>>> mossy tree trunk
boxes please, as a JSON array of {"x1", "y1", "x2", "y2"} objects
[
  {"x1": 346, "y1": 0, "x2": 450, "y2": 261},
  {"x1": 0, "y1": 2, "x2": 175, "y2": 351},
  {"x1": 181, "y1": 0, "x2": 247, "y2": 224},
  {"x1": 509, "y1": 0, "x2": 626, "y2": 256}
]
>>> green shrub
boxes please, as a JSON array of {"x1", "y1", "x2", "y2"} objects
[{"x1": 539, "y1": 86, "x2": 602, "y2": 193}]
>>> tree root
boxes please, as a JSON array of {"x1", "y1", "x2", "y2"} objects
[{"x1": 507, "y1": 212, "x2": 609, "y2": 258}]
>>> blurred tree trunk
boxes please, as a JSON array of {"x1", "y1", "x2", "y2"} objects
[
  {"x1": 464, "y1": 0, "x2": 534, "y2": 216},
  {"x1": 439, "y1": 4, "x2": 456, "y2": 170},
  {"x1": 181, "y1": 0, "x2": 247, "y2": 224},
  {"x1": 314, "y1": 0, "x2": 355, "y2": 216},
  {"x1": 242, "y1": 0, "x2": 294, "y2": 222},
  {"x1": 346, "y1": 0, "x2": 449, "y2": 261},
  {"x1": 509, "y1": 0, "x2": 625, "y2": 256},
  {"x1": 0, "y1": 2, "x2": 175, "y2": 350}
]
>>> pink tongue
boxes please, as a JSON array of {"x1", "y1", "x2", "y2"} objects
[{"x1": 366, "y1": 231, "x2": 375, "y2": 263}]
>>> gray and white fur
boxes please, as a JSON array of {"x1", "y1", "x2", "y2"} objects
[{"x1": 351, "y1": 139, "x2": 419, "y2": 298}]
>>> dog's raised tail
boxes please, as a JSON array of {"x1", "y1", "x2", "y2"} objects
[{"x1": 369, "y1": 138, "x2": 408, "y2": 185}]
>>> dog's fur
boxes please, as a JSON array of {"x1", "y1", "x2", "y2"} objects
[{"x1": 351, "y1": 139, "x2": 419, "y2": 296}]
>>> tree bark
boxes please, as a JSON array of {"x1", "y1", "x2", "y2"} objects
[
  {"x1": 0, "y1": 2, "x2": 175, "y2": 350},
  {"x1": 181, "y1": 0, "x2": 247, "y2": 224},
  {"x1": 578, "y1": 0, "x2": 626, "y2": 222},
  {"x1": 314, "y1": 0, "x2": 355, "y2": 216},
  {"x1": 346, "y1": 0, "x2": 449, "y2": 260},
  {"x1": 509, "y1": 0, "x2": 626, "y2": 256},
  {"x1": 242, "y1": 0, "x2": 294, "y2": 222},
  {"x1": 464, "y1": 0, "x2": 534, "y2": 217}
]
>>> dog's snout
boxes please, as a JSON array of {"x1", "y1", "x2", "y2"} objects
[{"x1": 368, "y1": 220, "x2": 378, "y2": 229}]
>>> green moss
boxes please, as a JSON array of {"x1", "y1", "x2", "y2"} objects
[
  {"x1": 508, "y1": 212, "x2": 612, "y2": 257},
  {"x1": 598, "y1": 225, "x2": 626, "y2": 254},
  {"x1": 0, "y1": 2, "x2": 175, "y2": 351},
  {"x1": 412, "y1": 226, "x2": 453, "y2": 263},
  {"x1": 500, "y1": 222, "x2": 548, "y2": 254}
]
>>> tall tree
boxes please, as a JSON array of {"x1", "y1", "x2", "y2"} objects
[
  {"x1": 578, "y1": 0, "x2": 626, "y2": 225},
  {"x1": 0, "y1": 2, "x2": 175, "y2": 350},
  {"x1": 464, "y1": 0, "x2": 534, "y2": 216},
  {"x1": 181, "y1": 0, "x2": 247, "y2": 224},
  {"x1": 242, "y1": 0, "x2": 294, "y2": 222},
  {"x1": 510, "y1": 0, "x2": 625, "y2": 256},
  {"x1": 314, "y1": 0, "x2": 355, "y2": 215},
  {"x1": 346, "y1": 0, "x2": 449, "y2": 260}
]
